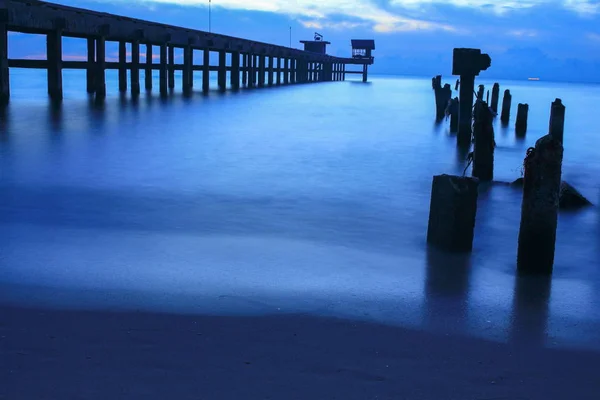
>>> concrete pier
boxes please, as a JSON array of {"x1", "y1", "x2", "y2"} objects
[
  {"x1": 182, "y1": 45, "x2": 192, "y2": 95},
  {"x1": 427, "y1": 174, "x2": 479, "y2": 252},
  {"x1": 517, "y1": 134, "x2": 564, "y2": 274},
  {"x1": 168, "y1": 45, "x2": 175, "y2": 90},
  {"x1": 268, "y1": 56, "x2": 274, "y2": 86},
  {"x1": 95, "y1": 32, "x2": 106, "y2": 99},
  {"x1": 516, "y1": 103, "x2": 529, "y2": 136},
  {"x1": 258, "y1": 55, "x2": 266, "y2": 87},
  {"x1": 501, "y1": 89, "x2": 512, "y2": 123},
  {"x1": 231, "y1": 51, "x2": 240, "y2": 90}
]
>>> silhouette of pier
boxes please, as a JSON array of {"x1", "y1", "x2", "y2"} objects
[{"x1": 0, "y1": 0, "x2": 375, "y2": 104}]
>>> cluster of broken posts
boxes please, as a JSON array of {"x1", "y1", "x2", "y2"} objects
[{"x1": 426, "y1": 48, "x2": 590, "y2": 275}]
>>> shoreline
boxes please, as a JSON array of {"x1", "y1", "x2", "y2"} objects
[{"x1": 2, "y1": 305, "x2": 600, "y2": 399}]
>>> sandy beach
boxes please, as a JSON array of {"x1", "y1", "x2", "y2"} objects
[{"x1": 2, "y1": 305, "x2": 599, "y2": 400}]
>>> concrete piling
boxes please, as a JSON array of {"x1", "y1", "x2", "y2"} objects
[
  {"x1": 131, "y1": 41, "x2": 141, "y2": 96},
  {"x1": 276, "y1": 58, "x2": 281, "y2": 85},
  {"x1": 549, "y1": 98, "x2": 565, "y2": 144},
  {"x1": 182, "y1": 45, "x2": 192, "y2": 95},
  {"x1": 290, "y1": 59, "x2": 296, "y2": 84},
  {"x1": 500, "y1": 89, "x2": 511, "y2": 123},
  {"x1": 159, "y1": 44, "x2": 168, "y2": 96},
  {"x1": 168, "y1": 45, "x2": 175, "y2": 90},
  {"x1": 490, "y1": 83, "x2": 499, "y2": 113},
  {"x1": 218, "y1": 50, "x2": 226, "y2": 91},
  {"x1": 118, "y1": 41, "x2": 127, "y2": 92},
  {"x1": 283, "y1": 58, "x2": 289, "y2": 84},
  {"x1": 362, "y1": 64, "x2": 368, "y2": 82},
  {"x1": 202, "y1": 48, "x2": 210, "y2": 92},
  {"x1": 145, "y1": 44, "x2": 153, "y2": 91},
  {"x1": 0, "y1": 19, "x2": 9, "y2": 105},
  {"x1": 248, "y1": 54, "x2": 255, "y2": 88},
  {"x1": 517, "y1": 134, "x2": 564, "y2": 274},
  {"x1": 47, "y1": 28, "x2": 63, "y2": 101},
  {"x1": 515, "y1": 103, "x2": 529, "y2": 136},
  {"x1": 241, "y1": 53, "x2": 248, "y2": 86},
  {"x1": 258, "y1": 55, "x2": 266, "y2": 87},
  {"x1": 86, "y1": 38, "x2": 95, "y2": 94},
  {"x1": 95, "y1": 35, "x2": 107, "y2": 99},
  {"x1": 231, "y1": 51, "x2": 240, "y2": 90},
  {"x1": 472, "y1": 100, "x2": 495, "y2": 181},
  {"x1": 268, "y1": 56, "x2": 274, "y2": 86},
  {"x1": 427, "y1": 174, "x2": 479, "y2": 252}
]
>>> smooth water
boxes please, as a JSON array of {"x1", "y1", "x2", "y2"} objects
[{"x1": 2, "y1": 69, "x2": 600, "y2": 350}]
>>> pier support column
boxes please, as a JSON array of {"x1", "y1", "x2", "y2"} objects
[
  {"x1": 242, "y1": 53, "x2": 248, "y2": 86},
  {"x1": 217, "y1": 50, "x2": 226, "y2": 91},
  {"x1": 472, "y1": 100, "x2": 495, "y2": 181},
  {"x1": 268, "y1": 56, "x2": 274, "y2": 86},
  {"x1": 168, "y1": 45, "x2": 175, "y2": 90},
  {"x1": 95, "y1": 36, "x2": 107, "y2": 99},
  {"x1": 86, "y1": 38, "x2": 95, "y2": 94},
  {"x1": 131, "y1": 41, "x2": 141, "y2": 97},
  {"x1": 0, "y1": 20, "x2": 8, "y2": 105},
  {"x1": 258, "y1": 55, "x2": 266, "y2": 87},
  {"x1": 491, "y1": 83, "x2": 500, "y2": 113},
  {"x1": 159, "y1": 44, "x2": 168, "y2": 96},
  {"x1": 516, "y1": 103, "x2": 529, "y2": 136},
  {"x1": 231, "y1": 51, "x2": 240, "y2": 90},
  {"x1": 283, "y1": 58, "x2": 289, "y2": 84},
  {"x1": 182, "y1": 45, "x2": 192, "y2": 95},
  {"x1": 342, "y1": 64, "x2": 346, "y2": 81},
  {"x1": 145, "y1": 44, "x2": 153, "y2": 91},
  {"x1": 517, "y1": 134, "x2": 563, "y2": 274},
  {"x1": 202, "y1": 49, "x2": 210, "y2": 93},
  {"x1": 276, "y1": 58, "x2": 281, "y2": 85},
  {"x1": 248, "y1": 54, "x2": 255, "y2": 88},
  {"x1": 427, "y1": 174, "x2": 479, "y2": 252},
  {"x1": 47, "y1": 28, "x2": 63, "y2": 101},
  {"x1": 118, "y1": 41, "x2": 127, "y2": 92},
  {"x1": 290, "y1": 58, "x2": 296, "y2": 84},
  {"x1": 501, "y1": 89, "x2": 512, "y2": 124},
  {"x1": 362, "y1": 64, "x2": 368, "y2": 83}
]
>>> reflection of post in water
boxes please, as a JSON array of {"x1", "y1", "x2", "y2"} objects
[
  {"x1": 509, "y1": 274, "x2": 552, "y2": 348},
  {"x1": 424, "y1": 247, "x2": 472, "y2": 330},
  {"x1": 48, "y1": 101, "x2": 63, "y2": 134}
]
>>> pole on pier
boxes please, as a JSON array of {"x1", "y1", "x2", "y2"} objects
[
  {"x1": 427, "y1": 174, "x2": 479, "y2": 252},
  {"x1": 217, "y1": 50, "x2": 227, "y2": 91},
  {"x1": 241, "y1": 53, "x2": 248, "y2": 86},
  {"x1": 472, "y1": 100, "x2": 495, "y2": 181},
  {"x1": 159, "y1": 44, "x2": 168, "y2": 96},
  {"x1": 362, "y1": 64, "x2": 368, "y2": 83},
  {"x1": 0, "y1": 18, "x2": 8, "y2": 105},
  {"x1": 515, "y1": 103, "x2": 529, "y2": 136},
  {"x1": 517, "y1": 133, "x2": 563, "y2": 275},
  {"x1": 131, "y1": 41, "x2": 141, "y2": 97},
  {"x1": 268, "y1": 56, "x2": 274, "y2": 86},
  {"x1": 182, "y1": 45, "x2": 193, "y2": 95},
  {"x1": 168, "y1": 45, "x2": 175, "y2": 90},
  {"x1": 491, "y1": 83, "x2": 500, "y2": 113},
  {"x1": 202, "y1": 48, "x2": 210, "y2": 93},
  {"x1": 258, "y1": 55, "x2": 266, "y2": 87},
  {"x1": 500, "y1": 89, "x2": 512, "y2": 124},
  {"x1": 231, "y1": 51, "x2": 240, "y2": 90},
  {"x1": 118, "y1": 41, "x2": 127, "y2": 92},
  {"x1": 549, "y1": 98, "x2": 565, "y2": 144},
  {"x1": 47, "y1": 26, "x2": 63, "y2": 101},
  {"x1": 86, "y1": 38, "x2": 95, "y2": 94},
  {"x1": 145, "y1": 44, "x2": 153, "y2": 91},
  {"x1": 95, "y1": 35, "x2": 107, "y2": 99}
]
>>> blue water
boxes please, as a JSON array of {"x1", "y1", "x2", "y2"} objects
[{"x1": 2, "y1": 69, "x2": 600, "y2": 351}]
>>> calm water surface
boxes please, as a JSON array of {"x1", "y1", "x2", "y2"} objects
[{"x1": 1, "y1": 69, "x2": 600, "y2": 350}]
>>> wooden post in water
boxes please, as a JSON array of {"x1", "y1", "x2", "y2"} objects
[
  {"x1": 491, "y1": 83, "x2": 500, "y2": 113},
  {"x1": 95, "y1": 33, "x2": 107, "y2": 99},
  {"x1": 248, "y1": 54, "x2": 255, "y2": 88},
  {"x1": 258, "y1": 55, "x2": 266, "y2": 87},
  {"x1": 268, "y1": 56, "x2": 274, "y2": 86},
  {"x1": 517, "y1": 133, "x2": 563, "y2": 274},
  {"x1": 283, "y1": 58, "x2": 289, "y2": 84},
  {"x1": 276, "y1": 58, "x2": 281, "y2": 85},
  {"x1": 159, "y1": 44, "x2": 168, "y2": 96},
  {"x1": 86, "y1": 38, "x2": 95, "y2": 94},
  {"x1": 477, "y1": 84, "x2": 484, "y2": 101},
  {"x1": 500, "y1": 89, "x2": 512, "y2": 123},
  {"x1": 342, "y1": 64, "x2": 346, "y2": 81},
  {"x1": 0, "y1": 17, "x2": 9, "y2": 105},
  {"x1": 449, "y1": 97, "x2": 459, "y2": 133},
  {"x1": 427, "y1": 174, "x2": 479, "y2": 252},
  {"x1": 291, "y1": 59, "x2": 296, "y2": 84},
  {"x1": 217, "y1": 50, "x2": 226, "y2": 91},
  {"x1": 131, "y1": 40, "x2": 141, "y2": 97},
  {"x1": 472, "y1": 100, "x2": 495, "y2": 181},
  {"x1": 231, "y1": 51, "x2": 240, "y2": 90},
  {"x1": 47, "y1": 25, "x2": 63, "y2": 101},
  {"x1": 168, "y1": 45, "x2": 175, "y2": 90},
  {"x1": 182, "y1": 45, "x2": 192, "y2": 95},
  {"x1": 145, "y1": 44, "x2": 153, "y2": 91},
  {"x1": 202, "y1": 48, "x2": 210, "y2": 93},
  {"x1": 118, "y1": 41, "x2": 127, "y2": 92},
  {"x1": 362, "y1": 64, "x2": 368, "y2": 82},
  {"x1": 241, "y1": 53, "x2": 248, "y2": 86},
  {"x1": 549, "y1": 98, "x2": 565, "y2": 144},
  {"x1": 515, "y1": 103, "x2": 529, "y2": 136}
]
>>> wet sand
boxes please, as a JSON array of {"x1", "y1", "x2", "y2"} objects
[{"x1": 2, "y1": 305, "x2": 599, "y2": 400}]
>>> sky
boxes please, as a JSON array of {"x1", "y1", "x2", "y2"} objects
[{"x1": 7, "y1": 0, "x2": 600, "y2": 82}]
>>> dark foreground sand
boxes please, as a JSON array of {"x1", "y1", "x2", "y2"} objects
[{"x1": 2, "y1": 306, "x2": 599, "y2": 400}]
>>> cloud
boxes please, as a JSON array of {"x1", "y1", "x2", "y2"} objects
[{"x1": 507, "y1": 29, "x2": 538, "y2": 37}]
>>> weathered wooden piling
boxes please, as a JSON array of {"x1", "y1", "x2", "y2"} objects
[
  {"x1": 517, "y1": 134, "x2": 564, "y2": 274},
  {"x1": 427, "y1": 174, "x2": 479, "y2": 252},
  {"x1": 218, "y1": 50, "x2": 227, "y2": 91},
  {"x1": 0, "y1": 16, "x2": 9, "y2": 105},
  {"x1": 118, "y1": 41, "x2": 127, "y2": 92},
  {"x1": 86, "y1": 38, "x2": 95, "y2": 94},
  {"x1": 131, "y1": 41, "x2": 141, "y2": 96},
  {"x1": 47, "y1": 24, "x2": 63, "y2": 101},
  {"x1": 490, "y1": 83, "x2": 499, "y2": 113},
  {"x1": 449, "y1": 97, "x2": 459, "y2": 133},
  {"x1": 202, "y1": 48, "x2": 210, "y2": 92},
  {"x1": 500, "y1": 89, "x2": 511, "y2": 123},
  {"x1": 159, "y1": 44, "x2": 168, "y2": 96},
  {"x1": 433, "y1": 76, "x2": 451, "y2": 120},
  {"x1": 95, "y1": 32, "x2": 107, "y2": 99},
  {"x1": 362, "y1": 64, "x2": 368, "y2": 82},
  {"x1": 168, "y1": 45, "x2": 175, "y2": 90},
  {"x1": 477, "y1": 84, "x2": 484, "y2": 101},
  {"x1": 515, "y1": 103, "x2": 529, "y2": 136},
  {"x1": 145, "y1": 44, "x2": 153, "y2": 91},
  {"x1": 231, "y1": 51, "x2": 240, "y2": 90},
  {"x1": 472, "y1": 100, "x2": 495, "y2": 181},
  {"x1": 549, "y1": 98, "x2": 565, "y2": 143}
]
